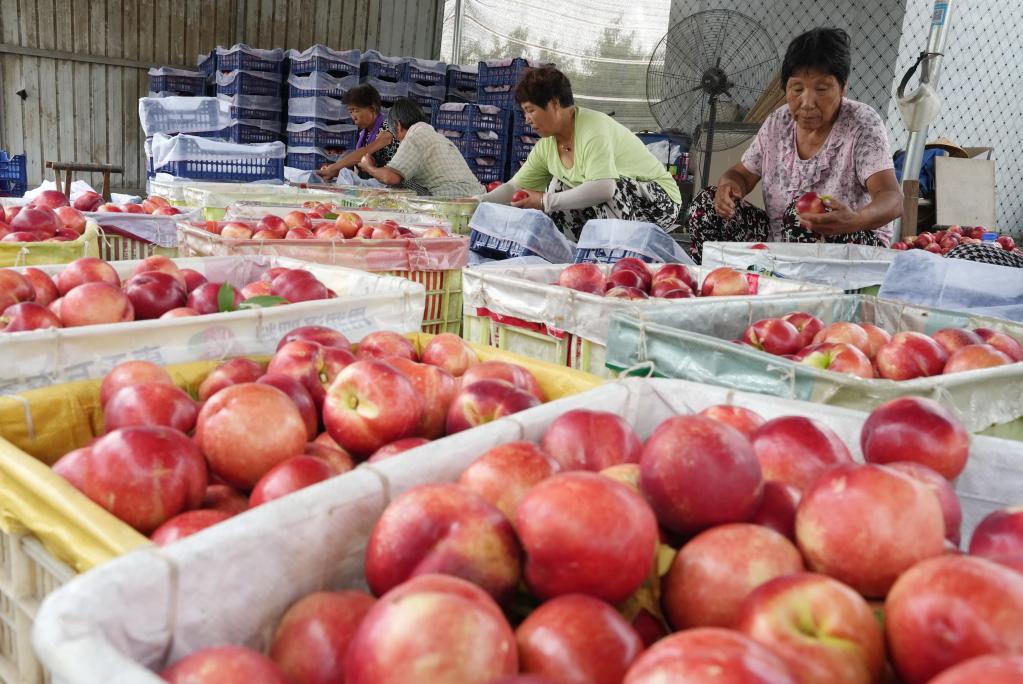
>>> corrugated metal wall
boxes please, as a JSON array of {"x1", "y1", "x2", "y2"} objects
[{"x1": 0, "y1": 0, "x2": 444, "y2": 193}]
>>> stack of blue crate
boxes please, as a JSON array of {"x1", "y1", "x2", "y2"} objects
[
  {"x1": 476, "y1": 58, "x2": 552, "y2": 180},
  {"x1": 286, "y1": 45, "x2": 361, "y2": 171},
  {"x1": 214, "y1": 44, "x2": 285, "y2": 144},
  {"x1": 432, "y1": 102, "x2": 511, "y2": 186}
]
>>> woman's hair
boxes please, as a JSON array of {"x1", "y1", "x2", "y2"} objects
[
  {"x1": 781, "y1": 28, "x2": 852, "y2": 87},
  {"x1": 514, "y1": 66, "x2": 574, "y2": 108},
  {"x1": 387, "y1": 98, "x2": 429, "y2": 131},
  {"x1": 342, "y1": 84, "x2": 382, "y2": 109}
]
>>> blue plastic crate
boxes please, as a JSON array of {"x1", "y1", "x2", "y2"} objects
[
  {"x1": 469, "y1": 228, "x2": 538, "y2": 260},
  {"x1": 198, "y1": 51, "x2": 217, "y2": 79},
  {"x1": 447, "y1": 65, "x2": 478, "y2": 91},
  {"x1": 216, "y1": 44, "x2": 284, "y2": 73},
  {"x1": 365, "y1": 78, "x2": 409, "y2": 106},
  {"x1": 288, "y1": 46, "x2": 360, "y2": 77},
  {"x1": 512, "y1": 109, "x2": 538, "y2": 138},
  {"x1": 461, "y1": 130, "x2": 507, "y2": 159},
  {"x1": 431, "y1": 103, "x2": 509, "y2": 134},
  {"x1": 217, "y1": 70, "x2": 282, "y2": 97},
  {"x1": 154, "y1": 157, "x2": 284, "y2": 182},
  {"x1": 286, "y1": 122, "x2": 357, "y2": 151},
  {"x1": 477, "y1": 58, "x2": 550, "y2": 109},
  {"x1": 149, "y1": 68, "x2": 206, "y2": 96},
  {"x1": 445, "y1": 87, "x2": 476, "y2": 104},
  {"x1": 511, "y1": 135, "x2": 538, "y2": 162},
  {"x1": 572, "y1": 247, "x2": 653, "y2": 264},
  {"x1": 219, "y1": 95, "x2": 282, "y2": 121},
  {"x1": 288, "y1": 73, "x2": 358, "y2": 99},
  {"x1": 407, "y1": 58, "x2": 446, "y2": 86},
  {"x1": 286, "y1": 149, "x2": 335, "y2": 171},
  {"x1": 360, "y1": 50, "x2": 408, "y2": 82},
  {"x1": 222, "y1": 120, "x2": 281, "y2": 144},
  {"x1": 409, "y1": 82, "x2": 445, "y2": 113},
  {"x1": 467, "y1": 157, "x2": 505, "y2": 185},
  {"x1": 0, "y1": 151, "x2": 27, "y2": 197}
]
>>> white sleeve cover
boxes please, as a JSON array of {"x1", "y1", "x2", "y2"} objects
[
  {"x1": 544, "y1": 178, "x2": 616, "y2": 212},
  {"x1": 476, "y1": 181, "x2": 519, "y2": 204}
]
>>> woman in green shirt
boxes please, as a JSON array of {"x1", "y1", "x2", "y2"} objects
[{"x1": 480, "y1": 66, "x2": 682, "y2": 239}]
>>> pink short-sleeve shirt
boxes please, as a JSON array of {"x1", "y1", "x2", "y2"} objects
[{"x1": 741, "y1": 98, "x2": 896, "y2": 244}]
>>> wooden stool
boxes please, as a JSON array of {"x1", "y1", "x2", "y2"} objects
[{"x1": 45, "y1": 161, "x2": 124, "y2": 201}]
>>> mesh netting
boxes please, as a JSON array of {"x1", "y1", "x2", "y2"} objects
[{"x1": 441, "y1": 0, "x2": 1022, "y2": 234}]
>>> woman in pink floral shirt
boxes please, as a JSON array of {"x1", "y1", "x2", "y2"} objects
[{"x1": 687, "y1": 28, "x2": 903, "y2": 262}]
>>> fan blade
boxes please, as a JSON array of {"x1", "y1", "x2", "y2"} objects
[
  {"x1": 714, "y1": 11, "x2": 734, "y2": 68},
  {"x1": 723, "y1": 55, "x2": 781, "y2": 83},
  {"x1": 665, "y1": 40, "x2": 707, "y2": 80},
  {"x1": 652, "y1": 91, "x2": 702, "y2": 130}
]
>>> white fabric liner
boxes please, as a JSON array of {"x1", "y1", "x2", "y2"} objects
[
  {"x1": 576, "y1": 219, "x2": 695, "y2": 265},
  {"x1": 468, "y1": 202, "x2": 576, "y2": 264},
  {"x1": 701, "y1": 241, "x2": 896, "y2": 291},
  {"x1": 32, "y1": 377, "x2": 1023, "y2": 683},
  {"x1": 463, "y1": 262, "x2": 836, "y2": 346},
  {"x1": 879, "y1": 249, "x2": 1023, "y2": 322}
]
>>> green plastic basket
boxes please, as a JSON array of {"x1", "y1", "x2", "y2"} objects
[
  {"x1": 392, "y1": 268, "x2": 462, "y2": 335},
  {"x1": 399, "y1": 197, "x2": 479, "y2": 235}
]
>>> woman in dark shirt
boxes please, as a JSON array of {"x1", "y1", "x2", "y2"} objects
[{"x1": 318, "y1": 84, "x2": 399, "y2": 179}]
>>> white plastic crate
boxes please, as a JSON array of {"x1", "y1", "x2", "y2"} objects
[
  {"x1": 462, "y1": 263, "x2": 839, "y2": 378},
  {"x1": 0, "y1": 255, "x2": 426, "y2": 394},
  {"x1": 137, "y1": 97, "x2": 230, "y2": 137},
  {"x1": 31, "y1": 378, "x2": 1023, "y2": 682},
  {"x1": 0, "y1": 530, "x2": 73, "y2": 684}
]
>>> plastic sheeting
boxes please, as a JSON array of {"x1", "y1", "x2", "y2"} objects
[
  {"x1": 177, "y1": 222, "x2": 469, "y2": 273},
  {"x1": 287, "y1": 45, "x2": 360, "y2": 67},
  {"x1": 463, "y1": 263, "x2": 836, "y2": 347},
  {"x1": 879, "y1": 250, "x2": 1023, "y2": 322},
  {"x1": 287, "y1": 96, "x2": 350, "y2": 122},
  {"x1": 575, "y1": 220, "x2": 694, "y2": 264},
  {"x1": 701, "y1": 241, "x2": 896, "y2": 292},
  {"x1": 0, "y1": 256, "x2": 426, "y2": 394},
  {"x1": 605, "y1": 294, "x2": 1023, "y2": 437},
  {"x1": 180, "y1": 184, "x2": 336, "y2": 210},
  {"x1": 32, "y1": 377, "x2": 1023, "y2": 683},
  {"x1": 85, "y1": 209, "x2": 203, "y2": 249},
  {"x1": 469, "y1": 202, "x2": 576, "y2": 263},
  {"x1": 224, "y1": 203, "x2": 450, "y2": 232},
  {"x1": 286, "y1": 72, "x2": 359, "y2": 93},
  {"x1": 138, "y1": 97, "x2": 231, "y2": 137},
  {"x1": 149, "y1": 134, "x2": 285, "y2": 167},
  {"x1": 215, "y1": 44, "x2": 284, "y2": 62}
]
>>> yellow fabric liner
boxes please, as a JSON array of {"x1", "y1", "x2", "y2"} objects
[
  {"x1": 0, "y1": 222, "x2": 100, "y2": 267},
  {"x1": 0, "y1": 334, "x2": 603, "y2": 573}
]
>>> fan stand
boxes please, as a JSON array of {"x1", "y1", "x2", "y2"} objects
[{"x1": 698, "y1": 66, "x2": 733, "y2": 190}]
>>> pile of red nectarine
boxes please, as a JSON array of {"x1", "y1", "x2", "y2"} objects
[
  {"x1": 558, "y1": 259, "x2": 754, "y2": 300},
  {"x1": 199, "y1": 210, "x2": 449, "y2": 241},
  {"x1": 52, "y1": 330, "x2": 549, "y2": 543},
  {"x1": 0, "y1": 256, "x2": 337, "y2": 331},
  {"x1": 740, "y1": 313, "x2": 1022, "y2": 380},
  {"x1": 0, "y1": 190, "x2": 92, "y2": 243},
  {"x1": 154, "y1": 392, "x2": 1023, "y2": 684},
  {"x1": 890, "y1": 225, "x2": 1019, "y2": 255}
]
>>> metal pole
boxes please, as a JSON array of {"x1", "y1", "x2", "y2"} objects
[
  {"x1": 452, "y1": 0, "x2": 465, "y2": 64},
  {"x1": 895, "y1": 0, "x2": 953, "y2": 239}
]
